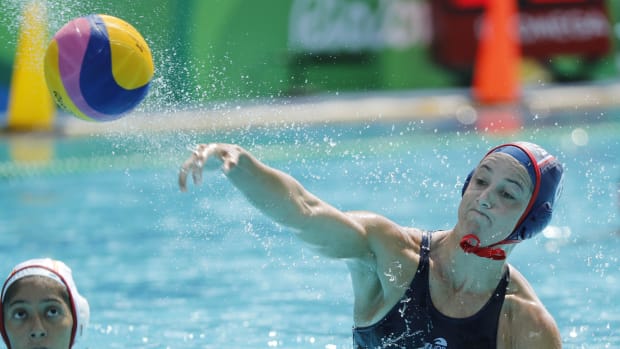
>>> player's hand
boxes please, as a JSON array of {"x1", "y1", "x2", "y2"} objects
[{"x1": 179, "y1": 143, "x2": 234, "y2": 192}]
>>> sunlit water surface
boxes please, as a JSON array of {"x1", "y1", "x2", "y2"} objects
[{"x1": 0, "y1": 119, "x2": 618, "y2": 348}]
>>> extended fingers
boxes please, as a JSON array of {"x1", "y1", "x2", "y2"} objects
[
  {"x1": 179, "y1": 146, "x2": 204, "y2": 191},
  {"x1": 178, "y1": 167, "x2": 189, "y2": 192},
  {"x1": 179, "y1": 144, "x2": 220, "y2": 191},
  {"x1": 178, "y1": 156, "x2": 196, "y2": 191},
  {"x1": 192, "y1": 162, "x2": 203, "y2": 186}
]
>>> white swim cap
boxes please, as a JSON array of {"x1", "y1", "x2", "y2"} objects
[{"x1": 0, "y1": 258, "x2": 90, "y2": 348}]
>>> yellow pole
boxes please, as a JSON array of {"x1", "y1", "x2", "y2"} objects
[{"x1": 7, "y1": 0, "x2": 55, "y2": 131}]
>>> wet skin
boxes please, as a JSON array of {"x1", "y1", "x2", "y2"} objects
[{"x1": 3, "y1": 276, "x2": 73, "y2": 349}]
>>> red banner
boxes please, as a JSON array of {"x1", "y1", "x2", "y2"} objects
[{"x1": 431, "y1": 0, "x2": 611, "y2": 70}]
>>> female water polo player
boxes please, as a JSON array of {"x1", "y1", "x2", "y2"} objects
[
  {"x1": 1, "y1": 258, "x2": 89, "y2": 349},
  {"x1": 179, "y1": 141, "x2": 564, "y2": 348}
]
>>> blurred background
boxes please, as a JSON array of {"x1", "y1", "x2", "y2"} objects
[{"x1": 0, "y1": 0, "x2": 618, "y2": 124}]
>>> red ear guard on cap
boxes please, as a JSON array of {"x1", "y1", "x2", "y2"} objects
[{"x1": 461, "y1": 142, "x2": 563, "y2": 242}]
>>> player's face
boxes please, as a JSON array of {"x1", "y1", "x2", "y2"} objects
[
  {"x1": 3, "y1": 276, "x2": 73, "y2": 349},
  {"x1": 458, "y1": 153, "x2": 533, "y2": 244}
]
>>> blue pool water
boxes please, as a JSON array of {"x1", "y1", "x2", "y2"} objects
[{"x1": 0, "y1": 117, "x2": 618, "y2": 348}]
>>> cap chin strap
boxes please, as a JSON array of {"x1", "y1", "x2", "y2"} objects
[{"x1": 459, "y1": 234, "x2": 520, "y2": 261}]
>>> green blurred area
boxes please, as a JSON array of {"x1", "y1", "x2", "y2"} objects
[{"x1": 0, "y1": 0, "x2": 618, "y2": 110}]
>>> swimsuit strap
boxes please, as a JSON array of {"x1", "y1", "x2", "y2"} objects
[
  {"x1": 420, "y1": 230, "x2": 431, "y2": 261},
  {"x1": 412, "y1": 230, "x2": 431, "y2": 284}
]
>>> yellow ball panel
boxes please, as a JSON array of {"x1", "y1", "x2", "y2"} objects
[{"x1": 101, "y1": 15, "x2": 154, "y2": 90}]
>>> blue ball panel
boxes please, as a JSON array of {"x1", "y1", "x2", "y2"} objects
[{"x1": 79, "y1": 14, "x2": 150, "y2": 116}]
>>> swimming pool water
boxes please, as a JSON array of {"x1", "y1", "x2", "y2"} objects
[{"x1": 0, "y1": 119, "x2": 618, "y2": 348}]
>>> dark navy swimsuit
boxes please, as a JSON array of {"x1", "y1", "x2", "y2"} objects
[{"x1": 353, "y1": 231, "x2": 510, "y2": 349}]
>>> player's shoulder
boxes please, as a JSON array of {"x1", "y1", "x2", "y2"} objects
[
  {"x1": 346, "y1": 210, "x2": 423, "y2": 253},
  {"x1": 502, "y1": 265, "x2": 561, "y2": 348}
]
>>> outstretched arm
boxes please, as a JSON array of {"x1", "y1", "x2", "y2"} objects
[{"x1": 179, "y1": 143, "x2": 373, "y2": 259}]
